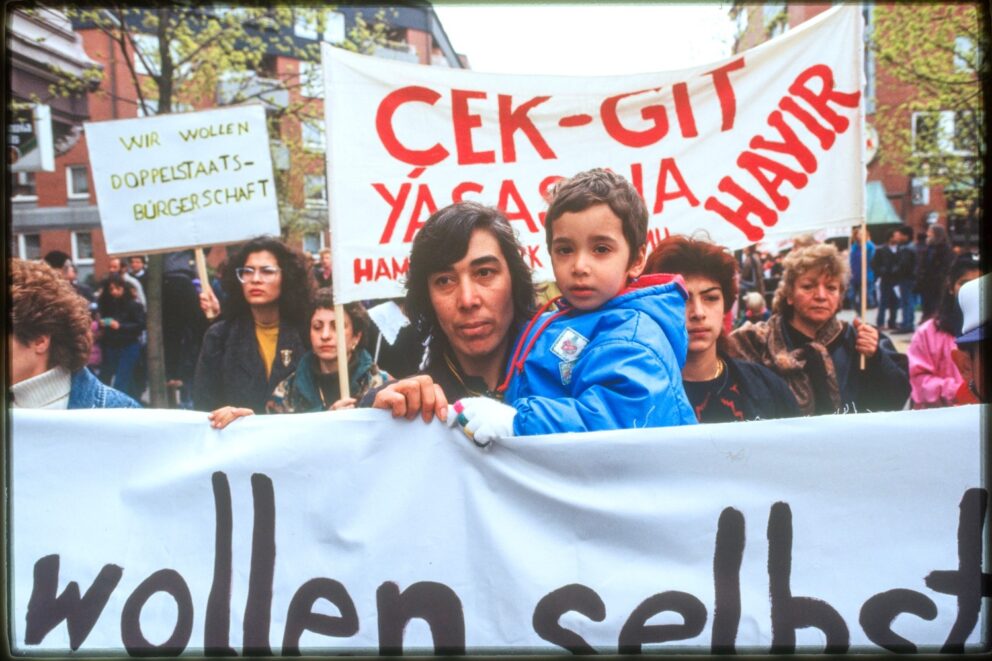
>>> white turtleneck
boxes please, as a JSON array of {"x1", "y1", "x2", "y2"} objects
[{"x1": 10, "y1": 366, "x2": 72, "y2": 410}]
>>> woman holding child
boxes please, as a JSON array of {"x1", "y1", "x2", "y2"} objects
[
  {"x1": 644, "y1": 236, "x2": 800, "y2": 423},
  {"x1": 730, "y1": 242, "x2": 910, "y2": 416},
  {"x1": 449, "y1": 169, "x2": 696, "y2": 444}
]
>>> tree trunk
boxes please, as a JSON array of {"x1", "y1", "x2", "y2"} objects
[{"x1": 145, "y1": 254, "x2": 168, "y2": 407}]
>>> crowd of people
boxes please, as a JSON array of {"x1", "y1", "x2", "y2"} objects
[{"x1": 9, "y1": 169, "x2": 988, "y2": 444}]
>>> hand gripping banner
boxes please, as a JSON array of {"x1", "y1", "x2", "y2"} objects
[{"x1": 8, "y1": 405, "x2": 988, "y2": 655}]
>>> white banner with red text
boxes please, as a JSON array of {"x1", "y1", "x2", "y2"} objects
[
  {"x1": 9, "y1": 405, "x2": 988, "y2": 655},
  {"x1": 324, "y1": 5, "x2": 865, "y2": 302}
]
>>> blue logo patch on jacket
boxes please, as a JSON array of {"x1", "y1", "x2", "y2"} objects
[{"x1": 551, "y1": 328, "x2": 588, "y2": 384}]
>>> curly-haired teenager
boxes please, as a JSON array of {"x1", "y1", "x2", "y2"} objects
[
  {"x1": 731, "y1": 243, "x2": 909, "y2": 415},
  {"x1": 10, "y1": 259, "x2": 139, "y2": 409},
  {"x1": 645, "y1": 236, "x2": 799, "y2": 423},
  {"x1": 194, "y1": 235, "x2": 312, "y2": 413}
]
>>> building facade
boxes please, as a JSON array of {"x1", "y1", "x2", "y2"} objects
[
  {"x1": 730, "y1": 2, "x2": 983, "y2": 249},
  {"x1": 8, "y1": 3, "x2": 466, "y2": 285}
]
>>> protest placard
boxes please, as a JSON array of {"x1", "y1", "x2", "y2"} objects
[
  {"x1": 85, "y1": 104, "x2": 279, "y2": 255},
  {"x1": 10, "y1": 406, "x2": 987, "y2": 655},
  {"x1": 324, "y1": 5, "x2": 865, "y2": 303}
]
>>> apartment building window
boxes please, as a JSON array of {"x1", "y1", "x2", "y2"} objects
[
  {"x1": 302, "y1": 120, "x2": 326, "y2": 152},
  {"x1": 954, "y1": 36, "x2": 975, "y2": 73},
  {"x1": 213, "y1": 5, "x2": 250, "y2": 23},
  {"x1": 323, "y1": 11, "x2": 345, "y2": 44},
  {"x1": 763, "y1": 3, "x2": 787, "y2": 38},
  {"x1": 135, "y1": 98, "x2": 192, "y2": 117},
  {"x1": 136, "y1": 98, "x2": 158, "y2": 117},
  {"x1": 16, "y1": 234, "x2": 41, "y2": 260},
  {"x1": 66, "y1": 165, "x2": 91, "y2": 199},
  {"x1": 294, "y1": 8, "x2": 345, "y2": 44},
  {"x1": 299, "y1": 60, "x2": 324, "y2": 99},
  {"x1": 305, "y1": 174, "x2": 328, "y2": 208},
  {"x1": 863, "y1": 6, "x2": 876, "y2": 114},
  {"x1": 11, "y1": 172, "x2": 37, "y2": 199},
  {"x1": 734, "y1": 6, "x2": 749, "y2": 39},
  {"x1": 132, "y1": 33, "x2": 160, "y2": 76},
  {"x1": 71, "y1": 231, "x2": 95, "y2": 284},
  {"x1": 302, "y1": 231, "x2": 325, "y2": 255},
  {"x1": 912, "y1": 111, "x2": 976, "y2": 156}
]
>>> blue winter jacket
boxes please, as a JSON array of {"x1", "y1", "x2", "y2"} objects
[
  {"x1": 67, "y1": 367, "x2": 142, "y2": 409},
  {"x1": 501, "y1": 274, "x2": 697, "y2": 435}
]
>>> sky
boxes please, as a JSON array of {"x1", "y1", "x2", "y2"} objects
[{"x1": 432, "y1": 2, "x2": 737, "y2": 76}]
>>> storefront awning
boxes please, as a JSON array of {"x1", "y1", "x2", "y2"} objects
[{"x1": 866, "y1": 180, "x2": 901, "y2": 225}]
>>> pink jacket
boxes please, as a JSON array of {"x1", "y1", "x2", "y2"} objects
[{"x1": 907, "y1": 318, "x2": 963, "y2": 408}]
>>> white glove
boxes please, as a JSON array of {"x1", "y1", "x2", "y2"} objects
[{"x1": 449, "y1": 397, "x2": 517, "y2": 448}]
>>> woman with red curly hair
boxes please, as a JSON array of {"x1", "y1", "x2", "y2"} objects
[
  {"x1": 644, "y1": 236, "x2": 799, "y2": 423},
  {"x1": 10, "y1": 259, "x2": 140, "y2": 409}
]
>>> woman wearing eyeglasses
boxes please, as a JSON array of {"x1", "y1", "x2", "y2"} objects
[
  {"x1": 193, "y1": 236, "x2": 311, "y2": 413},
  {"x1": 206, "y1": 290, "x2": 395, "y2": 429}
]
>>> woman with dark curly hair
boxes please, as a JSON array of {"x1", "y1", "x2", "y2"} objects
[
  {"x1": 208, "y1": 290, "x2": 394, "y2": 428},
  {"x1": 96, "y1": 273, "x2": 146, "y2": 400},
  {"x1": 194, "y1": 235, "x2": 312, "y2": 413},
  {"x1": 645, "y1": 236, "x2": 799, "y2": 423},
  {"x1": 10, "y1": 259, "x2": 139, "y2": 409}
]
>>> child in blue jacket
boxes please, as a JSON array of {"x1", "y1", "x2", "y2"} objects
[{"x1": 450, "y1": 169, "x2": 696, "y2": 445}]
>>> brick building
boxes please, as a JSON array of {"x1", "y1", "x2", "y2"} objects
[
  {"x1": 8, "y1": 3, "x2": 466, "y2": 287},
  {"x1": 730, "y1": 2, "x2": 983, "y2": 249}
]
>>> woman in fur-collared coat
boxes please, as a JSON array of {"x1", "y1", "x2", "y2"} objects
[{"x1": 730, "y1": 243, "x2": 909, "y2": 416}]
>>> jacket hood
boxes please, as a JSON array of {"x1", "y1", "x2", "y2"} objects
[
  {"x1": 597, "y1": 273, "x2": 689, "y2": 365},
  {"x1": 499, "y1": 273, "x2": 689, "y2": 393}
]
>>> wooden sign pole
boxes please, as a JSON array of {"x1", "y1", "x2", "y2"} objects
[
  {"x1": 335, "y1": 303, "x2": 351, "y2": 401},
  {"x1": 194, "y1": 248, "x2": 218, "y2": 320},
  {"x1": 860, "y1": 222, "x2": 868, "y2": 370}
]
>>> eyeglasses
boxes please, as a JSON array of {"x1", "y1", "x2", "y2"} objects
[{"x1": 236, "y1": 266, "x2": 281, "y2": 283}]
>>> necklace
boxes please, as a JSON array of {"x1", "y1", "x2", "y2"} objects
[
  {"x1": 443, "y1": 352, "x2": 502, "y2": 399},
  {"x1": 711, "y1": 358, "x2": 725, "y2": 381}
]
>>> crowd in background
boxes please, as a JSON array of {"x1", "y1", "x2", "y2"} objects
[{"x1": 10, "y1": 183, "x2": 987, "y2": 427}]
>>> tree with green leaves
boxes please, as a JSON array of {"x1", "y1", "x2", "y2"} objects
[
  {"x1": 870, "y1": 3, "x2": 987, "y2": 215},
  {"x1": 30, "y1": 2, "x2": 393, "y2": 406}
]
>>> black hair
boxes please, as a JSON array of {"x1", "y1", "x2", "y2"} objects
[
  {"x1": 404, "y1": 202, "x2": 536, "y2": 365},
  {"x1": 221, "y1": 235, "x2": 312, "y2": 335},
  {"x1": 42, "y1": 250, "x2": 71, "y2": 269},
  {"x1": 98, "y1": 273, "x2": 137, "y2": 306},
  {"x1": 934, "y1": 254, "x2": 982, "y2": 335}
]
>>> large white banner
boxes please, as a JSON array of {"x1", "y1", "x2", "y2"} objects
[
  {"x1": 9, "y1": 406, "x2": 988, "y2": 655},
  {"x1": 325, "y1": 6, "x2": 865, "y2": 302},
  {"x1": 85, "y1": 105, "x2": 279, "y2": 255}
]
